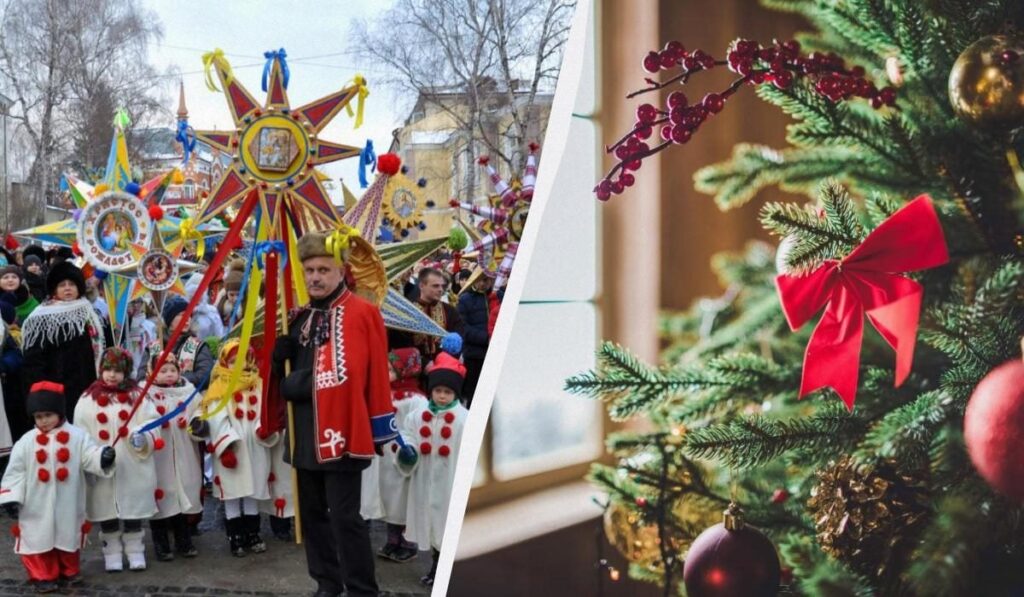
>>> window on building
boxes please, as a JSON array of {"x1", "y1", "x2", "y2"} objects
[
  {"x1": 468, "y1": 1, "x2": 603, "y2": 508},
  {"x1": 183, "y1": 179, "x2": 196, "y2": 201}
]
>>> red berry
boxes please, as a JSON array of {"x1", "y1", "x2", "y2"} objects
[
  {"x1": 610, "y1": 180, "x2": 625, "y2": 194},
  {"x1": 870, "y1": 96, "x2": 884, "y2": 109},
  {"x1": 771, "y1": 488, "x2": 790, "y2": 504},
  {"x1": 636, "y1": 103, "x2": 658, "y2": 123},
  {"x1": 642, "y1": 52, "x2": 660, "y2": 73},
  {"x1": 660, "y1": 125, "x2": 674, "y2": 140},
  {"x1": 620, "y1": 173, "x2": 635, "y2": 187},
  {"x1": 624, "y1": 159, "x2": 642, "y2": 171},
  {"x1": 635, "y1": 125, "x2": 652, "y2": 140},
  {"x1": 783, "y1": 40, "x2": 800, "y2": 54},
  {"x1": 1003, "y1": 50, "x2": 1020, "y2": 64},
  {"x1": 614, "y1": 145, "x2": 631, "y2": 160},
  {"x1": 702, "y1": 93, "x2": 725, "y2": 114},
  {"x1": 879, "y1": 86, "x2": 896, "y2": 106},
  {"x1": 596, "y1": 188, "x2": 611, "y2": 201},
  {"x1": 751, "y1": 72, "x2": 767, "y2": 85},
  {"x1": 683, "y1": 56, "x2": 699, "y2": 71},
  {"x1": 635, "y1": 496, "x2": 648, "y2": 507},
  {"x1": 659, "y1": 51, "x2": 677, "y2": 69},
  {"x1": 773, "y1": 70, "x2": 793, "y2": 88},
  {"x1": 770, "y1": 59, "x2": 786, "y2": 73},
  {"x1": 850, "y1": 65, "x2": 865, "y2": 77},
  {"x1": 664, "y1": 40, "x2": 685, "y2": 58},
  {"x1": 667, "y1": 91, "x2": 688, "y2": 109},
  {"x1": 670, "y1": 127, "x2": 691, "y2": 144},
  {"x1": 759, "y1": 47, "x2": 777, "y2": 61}
]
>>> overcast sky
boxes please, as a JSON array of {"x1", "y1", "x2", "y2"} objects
[{"x1": 141, "y1": 0, "x2": 400, "y2": 190}]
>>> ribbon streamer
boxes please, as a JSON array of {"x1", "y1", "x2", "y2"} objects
[
  {"x1": 254, "y1": 240, "x2": 288, "y2": 270},
  {"x1": 113, "y1": 109, "x2": 131, "y2": 131},
  {"x1": 179, "y1": 218, "x2": 205, "y2": 261},
  {"x1": 775, "y1": 195, "x2": 949, "y2": 410},
  {"x1": 359, "y1": 140, "x2": 377, "y2": 188},
  {"x1": 262, "y1": 48, "x2": 289, "y2": 92},
  {"x1": 344, "y1": 75, "x2": 370, "y2": 129},
  {"x1": 201, "y1": 48, "x2": 231, "y2": 92},
  {"x1": 325, "y1": 226, "x2": 359, "y2": 263},
  {"x1": 176, "y1": 120, "x2": 197, "y2": 166}
]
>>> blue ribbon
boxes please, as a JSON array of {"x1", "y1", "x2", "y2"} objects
[
  {"x1": 254, "y1": 240, "x2": 287, "y2": 270},
  {"x1": 59, "y1": 175, "x2": 69, "y2": 192},
  {"x1": 176, "y1": 120, "x2": 197, "y2": 165},
  {"x1": 358, "y1": 140, "x2": 376, "y2": 188},
  {"x1": 262, "y1": 48, "x2": 289, "y2": 92}
]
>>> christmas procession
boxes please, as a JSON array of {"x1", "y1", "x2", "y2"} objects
[{"x1": 0, "y1": 32, "x2": 540, "y2": 595}]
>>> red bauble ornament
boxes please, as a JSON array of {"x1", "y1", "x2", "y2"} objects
[
  {"x1": 964, "y1": 358, "x2": 1024, "y2": 501},
  {"x1": 683, "y1": 506, "x2": 780, "y2": 597}
]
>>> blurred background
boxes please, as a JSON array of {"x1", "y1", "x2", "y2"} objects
[{"x1": 448, "y1": 1, "x2": 806, "y2": 594}]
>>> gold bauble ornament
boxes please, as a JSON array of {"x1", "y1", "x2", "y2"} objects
[
  {"x1": 602, "y1": 497, "x2": 721, "y2": 575},
  {"x1": 948, "y1": 35, "x2": 1024, "y2": 130}
]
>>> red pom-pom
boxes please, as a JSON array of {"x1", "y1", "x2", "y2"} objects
[
  {"x1": 444, "y1": 412, "x2": 456, "y2": 424},
  {"x1": 97, "y1": 412, "x2": 108, "y2": 424},
  {"x1": 81, "y1": 521, "x2": 92, "y2": 534},
  {"x1": 178, "y1": 418, "x2": 187, "y2": 429},
  {"x1": 268, "y1": 472, "x2": 276, "y2": 483},
  {"x1": 476, "y1": 156, "x2": 490, "y2": 166},
  {"x1": 118, "y1": 410, "x2": 129, "y2": 421},
  {"x1": 99, "y1": 430, "x2": 110, "y2": 441},
  {"x1": 220, "y1": 449, "x2": 238, "y2": 469},
  {"x1": 161, "y1": 422, "x2": 170, "y2": 430},
  {"x1": 36, "y1": 434, "x2": 48, "y2": 446},
  {"x1": 440, "y1": 426, "x2": 452, "y2": 439},
  {"x1": 11, "y1": 524, "x2": 20, "y2": 538},
  {"x1": 448, "y1": 199, "x2": 460, "y2": 208},
  {"x1": 56, "y1": 467, "x2": 69, "y2": 482},
  {"x1": 56, "y1": 431, "x2": 69, "y2": 444},
  {"x1": 965, "y1": 359, "x2": 1024, "y2": 501},
  {"x1": 419, "y1": 442, "x2": 432, "y2": 455},
  {"x1": 36, "y1": 449, "x2": 47, "y2": 464},
  {"x1": 96, "y1": 396, "x2": 110, "y2": 407},
  {"x1": 213, "y1": 475, "x2": 221, "y2": 485},
  {"x1": 233, "y1": 393, "x2": 243, "y2": 403},
  {"x1": 249, "y1": 395, "x2": 258, "y2": 405},
  {"x1": 154, "y1": 438, "x2": 165, "y2": 451},
  {"x1": 377, "y1": 153, "x2": 401, "y2": 176},
  {"x1": 422, "y1": 411, "x2": 433, "y2": 422},
  {"x1": 439, "y1": 445, "x2": 451, "y2": 457},
  {"x1": 117, "y1": 393, "x2": 130, "y2": 404},
  {"x1": 71, "y1": 241, "x2": 82, "y2": 257},
  {"x1": 156, "y1": 405, "x2": 166, "y2": 415},
  {"x1": 38, "y1": 469, "x2": 50, "y2": 483},
  {"x1": 274, "y1": 498, "x2": 286, "y2": 510},
  {"x1": 419, "y1": 426, "x2": 431, "y2": 438},
  {"x1": 117, "y1": 427, "x2": 128, "y2": 438},
  {"x1": 148, "y1": 204, "x2": 164, "y2": 221},
  {"x1": 154, "y1": 488, "x2": 164, "y2": 500},
  {"x1": 57, "y1": 447, "x2": 70, "y2": 463},
  {"x1": 4, "y1": 233, "x2": 18, "y2": 251},
  {"x1": 247, "y1": 410, "x2": 256, "y2": 421},
  {"x1": 206, "y1": 444, "x2": 215, "y2": 454},
  {"x1": 234, "y1": 408, "x2": 244, "y2": 420}
]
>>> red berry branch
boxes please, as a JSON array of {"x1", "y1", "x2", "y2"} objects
[{"x1": 595, "y1": 39, "x2": 898, "y2": 201}]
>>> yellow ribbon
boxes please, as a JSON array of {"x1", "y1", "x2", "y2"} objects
[
  {"x1": 179, "y1": 217, "x2": 205, "y2": 261},
  {"x1": 201, "y1": 48, "x2": 233, "y2": 92},
  {"x1": 325, "y1": 225, "x2": 360, "y2": 263},
  {"x1": 344, "y1": 74, "x2": 370, "y2": 129},
  {"x1": 285, "y1": 219, "x2": 309, "y2": 305}
]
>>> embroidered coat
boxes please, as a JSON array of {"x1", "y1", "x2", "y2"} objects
[
  {"x1": 0, "y1": 423, "x2": 110, "y2": 554},
  {"x1": 404, "y1": 401, "x2": 467, "y2": 550},
  {"x1": 74, "y1": 385, "x2": 160, "y2": 521},
  {"x1": 148, "y1": 382, "x2": 203, "y2": 518}
]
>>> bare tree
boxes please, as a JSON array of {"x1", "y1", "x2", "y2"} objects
[
  {"x1": 0, "y1": 0, "x2": 165, "y2": 228},
  {"x1": 351, "y1": 0, "x2": 573, "y2": 192}
]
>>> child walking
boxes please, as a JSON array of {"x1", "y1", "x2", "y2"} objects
[
  {"x1": 0, "y1": 382, "x2": 115, "y2": 593},
  {"x1": 74, "y1": 347, "x2": 161, "y2": 572},
  {"x1": 146, "y1": 349, "x2": 202, "y2": 560},
  {"x1": 404, "y1": 352, "x2": 469, "y2": 586}
]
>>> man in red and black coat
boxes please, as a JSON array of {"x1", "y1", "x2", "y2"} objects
[{"x1": 272, "y1": 230, "x2": 397, "y2": 597}]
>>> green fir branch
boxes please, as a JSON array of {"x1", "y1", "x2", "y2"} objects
[
  {"x1": 855, "y1": 390, "x2": 959, "y2": 469},
  {"x1": 778, "y1": 533, "x2": 876, "y2": 596}
]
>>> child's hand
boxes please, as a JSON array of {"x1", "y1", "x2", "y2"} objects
[
  {"x1": 129, "y1": 432, "x2": 146, "y2": 450},
  {"x1": 100, "y1": 447, "x2": 116, "y2": 470},
  {"x1": 1, "y1": 503, "x2": 18, "y2": 519}
]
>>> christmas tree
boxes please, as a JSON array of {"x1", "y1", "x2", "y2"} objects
[{"x1": 570, "y1": 1, "x2": 1024, "y2": 595}]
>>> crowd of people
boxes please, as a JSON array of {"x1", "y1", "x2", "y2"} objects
[{"x1": 0, "y1": 236, "x2": 500, "y2": 596}]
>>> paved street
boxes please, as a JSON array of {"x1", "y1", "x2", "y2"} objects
[{"x1": 0, "y1": 498, "x2": 430, "y2": 596}]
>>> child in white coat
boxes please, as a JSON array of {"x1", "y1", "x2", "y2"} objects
[
  {"x1": 1, "y1": 381, "x2": 115, "y2": 593},
  {"x1": 189, "y1": 339, "x2": 271, "y2": 557},
  {"x1": 74, "y1": 347, "x2": 161, "y2": 573},
  {"x1": 404, "y1": 352, "x2": 468, "y2": 586},
  {"x1": 146, "y1": 350, "x2": 202, "y2": 561}
]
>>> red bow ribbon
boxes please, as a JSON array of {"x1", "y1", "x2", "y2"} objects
[{"x1": 775, "y1": 195, "x2": 949, "y2": 410}]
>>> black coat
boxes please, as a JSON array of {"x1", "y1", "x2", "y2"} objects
[
  {"x1": 22, "y1": 331, "x2": 97, "y2": 424},
  {"x1": 173, "y1": 335, "x2": 214, "y2": 391},
  {"x1": 456, "y1": 290, "x2": 490, "y2": 360},
  {"x1": 0, "y1": 333, "x2": 27, "y2": 438}
]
